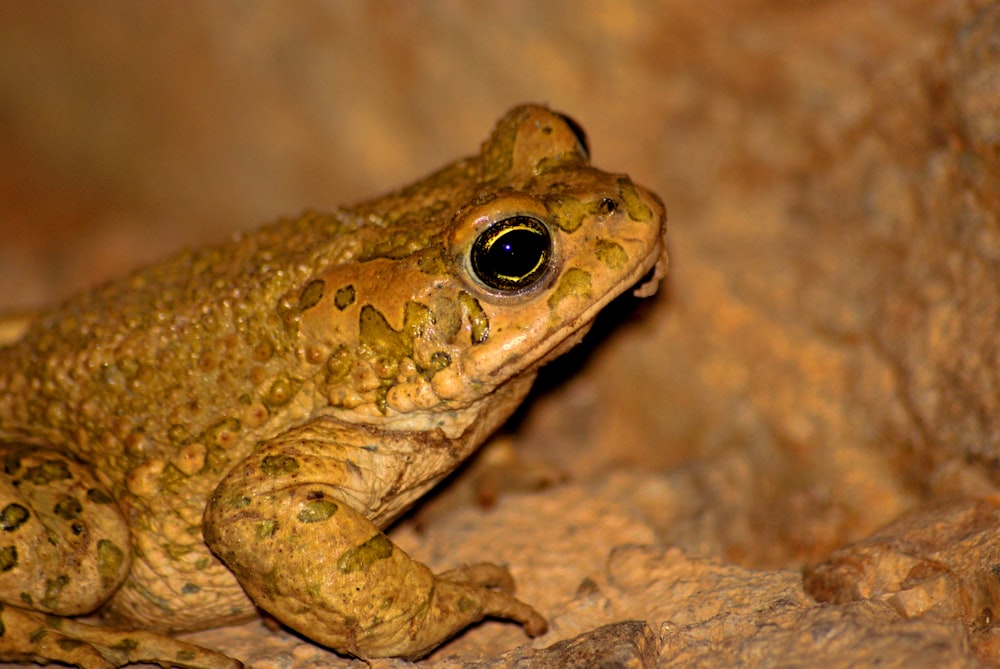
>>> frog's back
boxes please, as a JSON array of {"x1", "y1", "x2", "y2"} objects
[{"x1": 0, "y1": 210, "x2": 369, "y2": 486}]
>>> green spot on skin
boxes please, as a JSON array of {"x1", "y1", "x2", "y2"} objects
[
  {"x1": 231, "y1": 496, "x2": 252, "y2": 509},
  {"x1": 426, "y1": 351, "x2": 452, "y2": 378},
  {"x1": 97, "y1": 540, "x2": 125, "y2": 589},
  {"x1": 596, "y1": 239, "x2": 629, "y2": 270},
  {"x1": 458, "y1": 292, "x2": 489, "y2": 345},
  {"x1": 458, "y1": 595, "x2": 476, "y2": 613},
  {"x1": 417, "y1": 249, "x2": 450, "y2": 276},
  {"x1": 325, "y1": 345, "x2": 353, "y2": 383},
  {"x1": 263, "y1": 375, "x2": 297, "y2": 407},
  {"x1": 86, "y1": 488, "x2": 113, "y2": 504},
  {"x1": 337, "y1": 534, "x2": 394, "y2": 574},
  {"x1": 0, "y1": 545, "x2": 16, "y2": 571},
  {"x1": 297, "y1": 499, "x2": 339, "y2": 523},
  {"x1": 617, "y1": 177, "x2": 653, "y2": 223},
  {"x1": 547, "y1": 268, "x2": 593, "y2": 312},
  {"x1": 176, "y1": 650, "x2": 197, "y2": 662},
  {"x1": 53, "y1": 496, "x2": 82, "y2": 521},
  {"x1": 20, "y1": 593, "x2": 31, "y2": 605},
  {"x1": 157, "y1": 464, "x2": 186, "y2": 492},
  {"x1": 298, "y1": 279, "x2": 326, "y2": 311},
  {"x1": 29, "y1": 628, "x2": 47, "y2": 644},
  {"x1": 23, "y1": 460, "x2": 71, "y2": 485},
  {"x1": 56, "y1": 639, "x2": 84, "y2": 651},
  {"x1": 133, "y1": 581, "x2": 172, "y2": 610},
  {"x1": 334, "y1": 285, "x2": 356, "y2": 310},
  {"x1": 41, "y1": 575, "x2": 69, "y2": 610},
  {"x1": 261, "y1": 569, "x2": 280, "y2": 596},
  {"x1": 255, "y1": 519, "x2": 278, "y2": 538},
  {"x1": 203, "y1": 418, "x2": 241, "y2": 445},
  {"x1": 181, "y1": 582, "x2": 201, "y2": 595},
  {"x1": 167, "y1": 424, "x2": 188, "y2": 444},
  {"x1": 165, "y1": 544, "x2": 194, "y2": 561},
  {"x1": 545, "y1": 195, "x2": 588, "y2": 233},
  {"x1": 373, "y1": 385, "x2": 391, "y2": 415},
  {"x1": 403, "y1": 301, "x2": 434, "y2": 340},
  {"x1": 359, "y1": 305, "x2": 414, "y2": 361},
  {"x1": 112, "y1": 638, "x2": 139, "y2": 652},
  {"x1": 195, "y1": 558, "x2": 211, "y2": 569},
  {"x1": 0, "y1": 504, "x2": 29, "y2": 532},
  {"x1": 261, "y1": 454, "x2": 299, "y2": 476}
]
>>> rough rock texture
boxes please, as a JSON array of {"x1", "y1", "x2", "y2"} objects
[
  {"x1": 2, "y1": 1, "x2": 1000, "y2": 667},
  {"x1": 804, "y1": 498, "x2": 1000, "y2": 661}
]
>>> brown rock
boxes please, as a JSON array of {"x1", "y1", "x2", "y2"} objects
[
  {"x1": 659, "y1": 599, "x2": 985, "y2": 669},
  {"x1": 804, "y1": 498, "x2": 1000, "y2": 663},
  {"x1": 474, "y1": 621, "x2": 656, "y2": 669}
]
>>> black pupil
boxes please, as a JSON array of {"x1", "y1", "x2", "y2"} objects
[{"x1": 471, "y1": 216, "x2": 552, "y2": 292}]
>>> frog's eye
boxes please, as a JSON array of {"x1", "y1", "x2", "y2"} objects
[
  {"x1": 470, "y1": 216, "x2": 553, "y2": 292},
  {"x1": 555, "y1": 112, "x2": 590, "y2": 160}
]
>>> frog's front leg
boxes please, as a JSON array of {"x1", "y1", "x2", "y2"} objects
[{"x1": 203, "y1": 420, "x2": 547, "y2": 660}]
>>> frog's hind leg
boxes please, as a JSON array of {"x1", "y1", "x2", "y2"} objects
[
  {"x1": 0, "y1": 605, "x2": 118, "y2": 669},
  {"x1": 0, "y1": 445, "x2": 241, "y2": 669},
  {"x1": 0, "y1": 445, "x2": 131, "y2": 616},
  {"x1": 0, "y1": 606, "x2": 242, "y2": 669}
]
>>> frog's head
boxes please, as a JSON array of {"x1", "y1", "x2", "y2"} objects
[{"x1": 304, "y1": 105, "x2": 666, "y2": 435}]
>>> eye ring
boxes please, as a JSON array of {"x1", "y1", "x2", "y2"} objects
[{"x1": 470, "y1": 216, "x2": 553, "y2": 293}]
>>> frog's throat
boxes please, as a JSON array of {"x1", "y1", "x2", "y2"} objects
[{"x1": 329, "y1": 370, "x2": 538, "y2": 442}]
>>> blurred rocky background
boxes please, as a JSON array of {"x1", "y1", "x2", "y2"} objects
[{"x1": 1, "y1": 1, "x2": 999, "y2": 667}]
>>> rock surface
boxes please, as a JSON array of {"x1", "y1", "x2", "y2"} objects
[{"x1": 2, "y1": 1, "x2": 1000, "y2": 667}]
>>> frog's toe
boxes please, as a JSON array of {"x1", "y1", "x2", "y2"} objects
[
  {"x1": 429, "y1": 572, "x2": 549, "y2": 642},
  {"x1": 435, "y1": 563, "x2": 547, "y2": 636},
  {"x1": 437, "y1": 562, "x2": 516, "y2": 593},
  {"x1": 472, "y1": 588, "x2": 548, "y2": 637}
]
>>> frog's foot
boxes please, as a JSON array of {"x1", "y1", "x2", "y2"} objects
[
  {"x1": 0, "y1": 605, "x2": 242, "y2": 669},
  {"x1": 431, "y1": 562, "x2": 549, "y2": 638}
]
